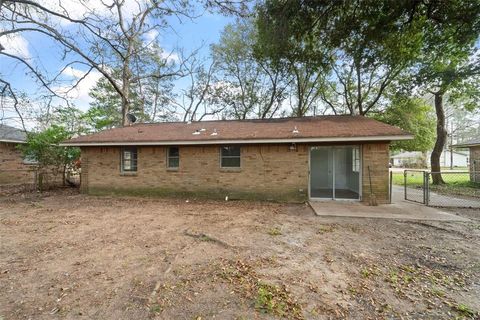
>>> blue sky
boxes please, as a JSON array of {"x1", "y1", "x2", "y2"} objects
[{"x1": 0, "y1": 2, "x2": 235, "y2": 125}]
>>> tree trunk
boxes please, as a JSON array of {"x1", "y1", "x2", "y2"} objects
[
  {"x1": 122, "y1": 43, "x2": 133, "y2": 127},
  {"x1": 121, "y1": 70, "x2": 130, "y2": 126},
  {"x1": 431, "y1": 91, "x2": 446, "y2": 184}
]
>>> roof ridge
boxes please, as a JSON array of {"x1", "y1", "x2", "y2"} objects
[{"x1": 131, "y1": 115, "x2": 366, "y2": 127}]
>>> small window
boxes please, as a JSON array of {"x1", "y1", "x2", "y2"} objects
[
  {"x1": 167, "y1": 146, "x2": 179, "y2": 168},
  {"x1": 352, "y1": 148, "x2": 360, "y2": 172},
  {"x1": 121, "y1": 147, "x2": 137, "y2": 172},
  {"x1": 221, "y1": 146, "x2": 241, "y2": 168}
]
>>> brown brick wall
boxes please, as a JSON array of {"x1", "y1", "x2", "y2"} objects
[
  {"x1": 362, "y1": 143, "x2": 390, "y2": 204},
  {"x1": 470, "y1": 146, "x2": 480, "y2": 182},
  {"x1": 81, "y1": 142, "x2": 390, "y2": 202},
  {"x1": 0, "y1": 142, "x2": 34, "y2": 184}
]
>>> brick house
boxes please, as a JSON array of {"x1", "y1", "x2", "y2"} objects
[
  {"x1": 454, "y1": 138, "x2": 480, "y2": 183},
  {"x1": 62, "y1": 116, "x2": 412, "y2": 203},
  {"x1": 0, "y1": 124, "x2": 34, "y2": 184}
]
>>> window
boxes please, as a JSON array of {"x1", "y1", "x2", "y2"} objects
[
  {"x1": 352, "y1": 147, "x2": 360, "y2": 172},
  {"x1": 121, "y1": 147, "x2": 137, "y2": 172},
  {"x1": 167, "y1": 146, "x2": 179, "y2": 168},
  {"x1": 221, "y1": 146, "x2": 241, "y2": 168}
]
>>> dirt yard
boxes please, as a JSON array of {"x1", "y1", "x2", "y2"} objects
[{"x1": 1, "y1": 190, "x2": 480, "y2": 319}]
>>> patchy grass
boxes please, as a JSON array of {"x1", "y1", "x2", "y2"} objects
[
  {"x1": 149, "y1": 304, "x2": 161, "y2": 314},
  {"x1": 317, "y1": 224, "x2": 337, "y2": 234},
  {"x1": 267, "y1": 227, "x2": 282, "y2": 236},
  {"x1": 255, "y1": 283, "x2": 287, "y2": 316},
  {"x1": 452, "y1": 303, "x2": 477, "y2": 318},
  {"x1": 354, "y1": 263, "x2": 475, "y2": 318},
  {"x1": 218, "y1": 260, "x2": 303, "y2": 319}
]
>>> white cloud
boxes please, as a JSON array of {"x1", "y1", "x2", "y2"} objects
[
  {"x1": 160, "y1": 50, "x2": 180, "y2": 63},
  {"x1": 144, "y1": 29, "x2": 159, "y2": 44},
  {"x1": 0, "y1": 33, "x2": 31, "y2": 59},
  {"x1": 40, "y1": 0, "x2": 146, "y2": 25},
  {"x1": 61, "y1": 66, "x2": 87, "y2": 79},
  {"x1": 53, "y1": 68, "x2": 102, "y2": 110}
]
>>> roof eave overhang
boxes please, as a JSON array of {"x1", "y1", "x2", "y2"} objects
[
  {"x1": 0, "y1": 139, "x2": 26, "y2": 144},
  {"x1": 60, "y1": 135, "x2": 414, "y2": 147},
  {"x1": 453, "y1": 143, "x2": 480, "y2": 148}
]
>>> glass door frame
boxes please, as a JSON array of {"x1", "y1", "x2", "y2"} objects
[{"x1": 308, "y1": 145, "x2": 362, "y2": 201}]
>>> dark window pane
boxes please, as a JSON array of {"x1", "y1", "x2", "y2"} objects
[
  {"x1": 168, "y1": 147, "x2": 179, "y2": 157},
  {"x1": 221, "y1": 157, "x2": 240, "y2": 168},
  {"x1": 221, "y1": 146, "x2": 240, "y2": 157},
  {"x1": 168, "y1": 157, "x2": 179, "y2": 168}
]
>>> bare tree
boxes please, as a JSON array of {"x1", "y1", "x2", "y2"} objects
[
  {"x1": 171, "y1": 52, "x2": 227, "y2": 122},
  {"x1": 0, "y1": 0, "x2": 251, "y2": 126},
  {"x1": 211, "y1": 19, "x2": 290, "y2": 120},
  {"x1": 288, "y1": 61, "x2": 324, "y2": 117}
]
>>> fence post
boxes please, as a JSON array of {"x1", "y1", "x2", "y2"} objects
[
  {"x1": 389, "y1": 170, "x2": 393, "y2": 204},
  {"x1": 404, "y1": 170, "x2": 407, "y2": 201},
  {"x1": 423, "y1": 171, "x2": 426, "y2": 205},
  {"x1": 423, "y1": 171, "x2": 430, "y2": 206}
]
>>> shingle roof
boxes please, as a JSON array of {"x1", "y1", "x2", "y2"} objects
[
  {"x1": 453, "y1": 138, "x2": 480, "y2": 147},
  {"x1": 0, "y1": 124, "x2": 27, "y2": 143},
  {"x1": 62, "y1": 115, "x2": 412, "y2": 146}
]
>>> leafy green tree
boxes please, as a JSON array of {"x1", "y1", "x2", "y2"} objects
[
  {"x1": 415, "y1": 54, "x2": 480, "y2": 183},
  {"x1": 255, "y1": 0, "x2": 422, "y2": 115},
  {"x1": 88, "y1": 42, "x2": 179, "y2": 128},
  {"x1": 88, "y1": 65, "x2": 156, "y2": 129},
  {"x1": 19, "y1": 125, "x2": 80, "y2": 187},
  {"x1": 256, "y1": 0, "x2": 480, "y2": 184},
  {"x1": 375, "y1": 95, "x2": 435, "y2": 153}
]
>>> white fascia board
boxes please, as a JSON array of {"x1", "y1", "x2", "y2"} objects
[
  {"x1": 60, "y1": 135, "x2": 414, "y2": 147},
  {"x1": 453, "y1": 143, "x2": 480, "y2": 148},
  {"x1": 0, "y1": 139, "x2": 26, "y2": 144}
]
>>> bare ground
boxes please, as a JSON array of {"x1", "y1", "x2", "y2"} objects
[{"x1": 1, "y1": 190, "x2": 479, "y2": 320}]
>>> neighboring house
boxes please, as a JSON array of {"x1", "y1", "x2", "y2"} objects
[
  {"x1": 391, "y1": 150, "x2": 469, "y2": 168},
  {"x1": 453, "y1": 138, "x2": 480, "y2": 183},
  {"x1": 0, "y1": 124, "x2": 34, "y2": 184},
  {"x1": 391, "y1": 151, "x2": 426, "y2": 168},
  {"x1": 61, "y1": 116, "x2": 412, "y2": 203}
]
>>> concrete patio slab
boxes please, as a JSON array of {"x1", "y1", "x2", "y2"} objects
[{"x1": 308, "y1": 198, "x2": 470, "y2": 221}]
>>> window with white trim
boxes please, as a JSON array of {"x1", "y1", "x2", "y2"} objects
[
  {"x1": 220, "y1": 146, "x2": 241, "y2": 168},
  {"x1": 167, "y1": 146, "x2": 179, "y2": 168},
  {"x1": 121, "y1": 147, "x2": 137, "y2": 172}
]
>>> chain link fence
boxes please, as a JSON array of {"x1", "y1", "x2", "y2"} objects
[
  {"x1": 473, "y1": 160, "x2": 480, "y2": 183},
  {"x1": 427, "y1": 171, "x2": 480, "y2": 207},
  {"x1": 404, "y1": 170, "x2": 480, "y2": 208},
  {"x1": 404, "y1": 170, "x2": 427, "y2": 204}
]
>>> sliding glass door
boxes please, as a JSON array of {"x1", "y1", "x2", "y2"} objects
[{"x1": 310, "y1": 146, "x2": 360, "y2": 200}]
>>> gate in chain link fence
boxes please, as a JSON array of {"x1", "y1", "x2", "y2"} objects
[
  {"x1": 403, "y1": 170, "x2": 428, "y2": 204},
  {"x1": 404, "y1": 170, "x2": 480, "y2": 208}
]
